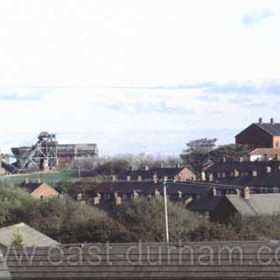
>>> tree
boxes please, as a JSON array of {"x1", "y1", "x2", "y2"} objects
[
  {"x1": 10, "y1": 229, "x2": 25, "y2": 247},
  {"x1": 209, "y1": 144, "x2": 252, "y2": 162},
  {"x1": 110, "y1": 197, "x2": 202, "y2": 242},
  {"x1": 180, "y1": 138, "x2": 217, "y2": 176}
]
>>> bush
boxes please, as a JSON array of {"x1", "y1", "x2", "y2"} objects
[
  {"x1": 189, "y1": 222, "x2": 239, "y2": 241},
  {"x1": 110, "y1": 197, "x2": 202, "y2": 242}
]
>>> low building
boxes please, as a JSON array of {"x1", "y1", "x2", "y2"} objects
[
  {"x1": 91, "y1": 181, "x2": 210, "y2": 207},
  {"x1": 19, "y1": 180, "x2": 59, "y2": 200},
  {"x1": 203, "y1": 160, "x2": 280, "y2": 187},
  {"x1": 0, "y1": 223, "x2": 59, "y2": 248},
  {"x1": 210, "y1": 188, "x2": 280, "y2": 223},
  {"x1": 116, "y1": 165, "x2": 196, "y2": 182},
  {"x1": 250, "y1": 148, "x2": 280, "y2": 161}
]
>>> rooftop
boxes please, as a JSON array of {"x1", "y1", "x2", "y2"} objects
[
  {"x1": 226, "y1": 193, "x2": 280, "y2": 216},
  {"x1": 0, "y1": 223, "x2": 59, "y2": 248},
  {"x1": 5, "y1": 241, "x2": 280, "y2": 279}
]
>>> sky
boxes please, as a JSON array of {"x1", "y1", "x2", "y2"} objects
[{"x1": 0, "y1": 0, "x2": 280, "y2": 155}]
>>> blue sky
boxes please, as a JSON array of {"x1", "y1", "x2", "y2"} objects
[{"x1": 0, "y1": 0, "x2": 280, "y2": 155}]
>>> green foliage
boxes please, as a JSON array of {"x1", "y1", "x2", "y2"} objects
[
  {"x1": 209, "y1": 144, "x2": 252, "y2": 162},
  {"x1": 180, "y1": 138, "x2": 217, "y2": 176},
  {"x1": 96, "y1": 159, "x2": 131, "y2": 175},
  {"x1": 189, "y1": 216, "x2": 261, "y2": 242},
  {"x1": 0, "y1": 181, "x2": 125, "y2": 243},
  {"x1": 110, "y1": 197, "x2": 202, "y2": 242},
  {"x1": 10, "y1": 229, "x2": 25, "y2": 247},
  {"x1": 0, "y1": 182, "x2": 32, "y2": 227},
  {"x1": 189, "y1": 222, "x2": 239, "y2": 241}
]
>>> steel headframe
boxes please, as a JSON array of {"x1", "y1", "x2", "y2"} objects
[{"x1": 17, "y1": 132, "x2": 58, "y2": 173}]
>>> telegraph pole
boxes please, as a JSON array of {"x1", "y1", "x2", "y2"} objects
[{"x1": 163, "y1": 177, "x2": 169, "y2": 243}]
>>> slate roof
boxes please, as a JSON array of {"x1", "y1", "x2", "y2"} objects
[
  {"x1": 226, "y1": 193, "x2": 280, "y2": 216},
  {"x1": 0, "y1": 253, "x2": 10, "y2": 280},
  {"x1": 97, "y1": 181, "x2": 212, "y2": 196},
  {"x1": 0, "y1": 223, "x2": 59, "y2": 247},
  {"x1": 18, "y1": 182, "x2": 42, "y2": 193},
  {"x1": 6, "y1": 241, "x2": 280, "y2": 279},
  {"x1": 206, "y1": 161, "x2": 280, "y2": 173},
  {"x1": 254, "y1": 122, "x2": 280, "y2": 136},
  {"x1": 117, "y1": 167, "x2": 192, "y2": 181},
  {"x1": 205, "y1": 161, "x2": 280, "y2": 187},
  {"x1": 188, "y1": 194, "x2": 224, "y2": 212}
]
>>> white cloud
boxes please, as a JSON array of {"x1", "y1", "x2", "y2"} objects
[{"x1": 0, "y1": 0, "x2": 279, "y2": 154}]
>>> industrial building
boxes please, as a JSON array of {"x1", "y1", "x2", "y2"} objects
[{"x1": 2, "y1": 132, "x2": 98, "y2": 173}]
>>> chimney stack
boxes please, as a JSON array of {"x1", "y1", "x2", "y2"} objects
[
  {"x1": 271, "y1": 118, "x2": 274, "y2": 124},
  {"x1": 201, "y1": 172, "x2": 206, "y2": 181},
  {"x1": 259, "y1": 118, "x2": 263, "y2": 124},
  {"x1": 114, "y1": 192, "x2": 122, "y2": 205},
  {"x1": 144, "y1": 165, "x2": 149, "y2": 171},
  {"x1": 266, "y1": 166, "x2": 272, "y2": 174},
  {"x1": 244, "y1": 187, "x2": 250, "y2": 200},
  {"x1": 93, "y1": 193, "x2": 101, "y2": 206},
  {"x1": 133, "y1": 190, "x2": 139, "y2": 199},
  {"x1": 233, "y1": 169, "x2": 239, "y2": 178},
  {"x1": 153, "y1": 174, "x2": 158, "y2": 183},
  {"x1": 155, "y1": 189, "x2": 160, "y2": 197},
  {"x1": 178, "y1": 191, "x2": 182, "y2": 199},
  {"x1": 212, "y1": 187, "x2": 217, "y2": 197}
]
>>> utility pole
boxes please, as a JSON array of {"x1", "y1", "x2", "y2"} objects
[{"x1": 163, "y1": 177, "x2": 169, "y2": 243}]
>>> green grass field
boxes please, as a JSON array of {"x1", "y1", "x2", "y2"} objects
[{"x1": 0, "y1": 171, "x2": 80, "y2": 185}]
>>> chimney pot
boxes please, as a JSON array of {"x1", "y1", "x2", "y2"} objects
[
  {"x1": 259, "y1": 118, "x2": 263, "y2": 124},
  {"x1": 271, "y1": 118, "x2": 274, "y2": 124}
]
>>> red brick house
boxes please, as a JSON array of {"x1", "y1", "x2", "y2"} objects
[
  {"x1": 235, "y1": 118, "x2": 280, "y2": 148},
  {"x1": 19, "y1": 180, "x2": 59, "y2": 200}
]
